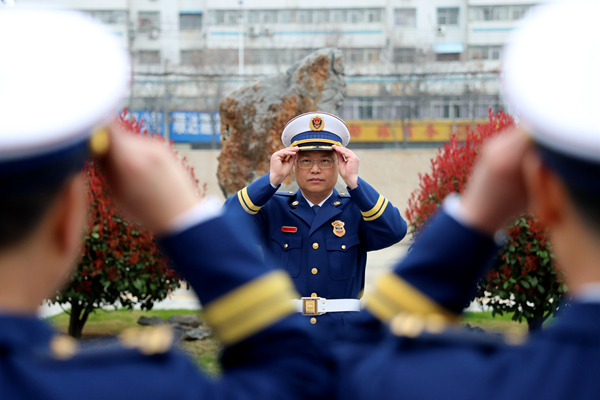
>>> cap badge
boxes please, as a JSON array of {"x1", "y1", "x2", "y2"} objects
[
  {"x1": 310, "y1": 115, "x2": 324, "y2": 131},
  {"x1": 332, "y1": 220, "x2": 345, "y2": 237}
]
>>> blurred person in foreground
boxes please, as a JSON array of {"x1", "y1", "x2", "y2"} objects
[
  {"x1": 330, "y1": 1, "x2": 600, "y2": 399},
  {"x1": 0, "y1": 7, "x2": 329, "y2": 399}
]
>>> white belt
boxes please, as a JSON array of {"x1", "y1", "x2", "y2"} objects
[{"x1": 293, "y1": 297, "x2": 361, "y2": 315}]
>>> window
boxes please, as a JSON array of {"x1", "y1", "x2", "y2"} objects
[
  {"x1": 436, "y1": 53, "x2": 460, "y2": 62},
  {"x1": 348, "y1": 9, "x2": 365, "y2": 24},
  {"x1": 366, "y1": 9, "x2": 382, "y2": 23},
  {"x1": 137, "y1": 50, "x2": 160, "y2": 64},
  {"x1": 359, "y1": 98, "x2": 373, "y2": 119},
  {"x1": 393, "y1": 48, "x2": 416, "y2": 63},
  {"x1": 262, "y1": 10, "x2": 277, "y2": 24},
  {"x1": 297, "y1": 10, "x2": 312, "y2": 24},
  {"x1": 247, "y1": 10, "x2": 260, "y2": 24},
  {"x1": 469, "y1": 5, "x2": 533, "y2": 21},
  {"x1": 279, "y1": 10, "x2": 292, "y2": 23},
  {"x1": 331, "y1": 10, "x2": 347, "y2": 23},
  {"x1": 437, "y1": 8, "x2": 459, "y2": 26},
  {"x1": 468, "y1": 45, "x2": 502, "y2": 60},
  {"x1": 511, "y1": 5, "x2": 531, "y2": 20},
  {"x1": 313, "y1": 10, "x2": 329, "y2": 23},
  {"x1": 346, "y1": 49, "x2": 364, "y2": 63},
  {"x1": 225, "y1": 11, "x2": 240, "y2": 25},
  {"x1": 367, "y1": 49, "x2": 380, "y2": 62},
  {"x1": 86, "y1": 10, "x2": 127, "y2": 25},
  {"x1": 180, "y1": 13, "x2": 202, "y2": 30},
  {"x1": 138, "y1": 11, "x2": 160, "y2": 31},
  {"x1": 180, "y1": 50, "x2": 202, "y2": 65},
  {"x1": 395, "y1": 8, "x2": 416, "y2": 27},
  {"x1": 211, "y1": 10, "x2": 225, "y2": 25}
]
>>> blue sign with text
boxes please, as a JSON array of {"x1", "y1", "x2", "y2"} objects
[
  {"x1": 132, "y1": 111, "x2": 164, "y2": 136},
  {"x1": 170, "y1": 111, "x2": 220, "y2": 143}
]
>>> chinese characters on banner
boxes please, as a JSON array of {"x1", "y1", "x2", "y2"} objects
[{"x1": 170, "y1": 111, "x2": 221, "y2": 143}]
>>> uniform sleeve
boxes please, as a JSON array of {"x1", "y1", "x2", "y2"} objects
[
  {"x1": 363, "y1": 209, "x2": 499, "y2": 324},
  {"x1": 347, "y1": 177, "x2": 407, "y2": 251},
  {"x1": 158, "y1": 211, "x2": 331, "y2": 400},
  {"x1": 223, "y1": 173, "x2": 278, "y2": 216}
]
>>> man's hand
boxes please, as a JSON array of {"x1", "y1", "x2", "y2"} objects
[
  {"x1": 99, "y1": 121, "x2": 202, "y2": 235},
  {"x1": 332, "y1": 145, "x2": 359, "y2": 189},
  {"x1": 460, "y1": 128, "x2": 532, "y2": 236},
  {"x1": 269, "y1": 147, "x2": 300, "y2": 187}
]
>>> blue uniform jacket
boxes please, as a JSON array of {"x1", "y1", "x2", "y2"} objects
[
  {"x1": 225, "y1": 173, "x2": 406, "y2": 327},
  {"x1": 225, "y1": 173, "x2": 407, "y2": 300},
  {"x1": 0, "y1": 210, "x2": 331, "y2": 400},
  {"x1": 334, "y1": 210, "x2": 600, "y2": 400}
]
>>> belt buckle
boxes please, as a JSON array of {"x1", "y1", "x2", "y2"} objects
[{"x1": 301, "y1": 297, "x2": 323, "y2": 315}]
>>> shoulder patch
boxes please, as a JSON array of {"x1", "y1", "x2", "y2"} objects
[
  {"x1": 119, "y1": 325, "x2": 174, "y2": 355},
  {"x1": 274, "y1": 191, "x2": 296, "y2": 197},
  {"x1": 339, "y1": 193, "x2": 351, "y2": 198}
]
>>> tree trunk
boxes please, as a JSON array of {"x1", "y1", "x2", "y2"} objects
[
  {"x1": 526, "y1": 314, "x2": 548, "y2": 333},
  {"x1": 68, "y1": 301, "x2": 91, "y2": 338}
]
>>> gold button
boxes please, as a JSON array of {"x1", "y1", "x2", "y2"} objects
[
  {"x1": 311, "y1": 268, "x2": 318, "y2": 275},
  {"x1": 333, "y1": 201, "x2": 340, "y2": 205},
  {"x1": 292, "y1": 201, "x2": 299, "y2": 206},
  {"x1": 289, "y1": 191, "x2": 294, "y2": 194},
  {"x1": 284, "y1": 244, "x2": 288, "y2": 248},
  {"x1": 311, "y1": 293, "x2": 317, "y2": 297},
  {"x1": 312, "y1": 242, "x2": 319, "y2": 249},
  {"x1": 340, "y1": 193, "x2": 346, "y2": 196},
  {"x1": 341, "y1": 245, "x2": 346, "y2": 249},
  {"x1": 310, "y1": 318, "x2": 317, "y2": 324}
]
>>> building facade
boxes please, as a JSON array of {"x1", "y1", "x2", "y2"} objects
[{"x1": 17, "y1": 0, "x2": 543, "y2": 143}]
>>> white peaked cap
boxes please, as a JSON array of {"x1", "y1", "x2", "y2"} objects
[
  {"x1": 0, "y1": 7, "x2": 130, "y2": 160},
  {"x1": 502, "y1": 0, "x2": 600, "y2": 163},
  {"x1": 281, "y1": 112, "x2": 351, "y2": 150}
]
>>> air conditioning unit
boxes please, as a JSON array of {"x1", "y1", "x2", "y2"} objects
[
  {"x1": 149, "y1": 28, "x2": 160, "y2": 39},
  {"x1": 247, "y1": 26, "x2": 259, "y2": 37},
  {"x1": 436, "y1": 25, "x2": 446, "y2": 36}
]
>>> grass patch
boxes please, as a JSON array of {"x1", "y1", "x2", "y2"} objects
[
  {"x1": 47, "y1": 309, "x2": 221, "y2": 375},
  {"x1": 462, "y1": 311, "x2": 528, "y2": 333}
]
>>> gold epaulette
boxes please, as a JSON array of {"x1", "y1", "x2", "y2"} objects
[
  {"x1": 203, "y1": 270, "x2": 298, "y2": 345},
  {"x1": 363, "y1": 272, "x2": 459, "y2": 324}
]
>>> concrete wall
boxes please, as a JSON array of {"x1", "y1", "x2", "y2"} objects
[{"x1": 177, "y1": 148, "x2": 438, "y2": 218}]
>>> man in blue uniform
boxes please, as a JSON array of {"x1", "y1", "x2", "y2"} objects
[
  {"x1": 331, "y1": 1, "x2": 600, "y2": 399},
  {"x1": 0, "y1": 7, "x2": 331, "y2": 400},
  {"x1": 225, "y1": 112, "x2": 407, "y2": 328}
]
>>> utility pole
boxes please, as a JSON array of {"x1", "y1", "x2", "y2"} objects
[{"x1": 238, "y1": 0, "x2": 244, "y2": 80}]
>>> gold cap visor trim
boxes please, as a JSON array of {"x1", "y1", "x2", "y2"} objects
[
  {"x1": 364, "y1": 272, "x2": 459, "y2": 324},
  {"x1": 203, "y1": 270, "x2": 298, "y2": 345},
  {"x1": 290, "y1": 139, "x2": 342, "y2": 148}
]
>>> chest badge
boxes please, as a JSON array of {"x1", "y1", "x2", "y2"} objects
[
  {"x1": 282, "y1": 226, "x2": 297, "y2": 233},
  {"x1": 332, "y1": 220, "x2": 345, "y2": 237}
]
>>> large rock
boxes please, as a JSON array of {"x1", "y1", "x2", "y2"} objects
[{"x1": 217, "y1": 48, "x2": 346, "y2": 198}]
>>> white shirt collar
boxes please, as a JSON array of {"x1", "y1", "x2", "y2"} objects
[{"x1": 301, "y1": 190, "x2": 333, "y2": 208}]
